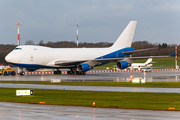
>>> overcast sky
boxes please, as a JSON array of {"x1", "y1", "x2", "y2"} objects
[{"x1": 0, "y1": 0, "x2": 180, "y2": 45}]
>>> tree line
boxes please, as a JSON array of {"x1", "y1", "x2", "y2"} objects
[{"x1": 0, "y1": 40, "x2": 177, "y2": 65}]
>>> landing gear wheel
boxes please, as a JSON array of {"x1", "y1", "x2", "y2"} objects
[
  {"x1": 68, "y1": 71, "x2": 72, "y2": 74},
  {"x1": 75, "y1": 71, "x2": 86, "y2": 75},
  {"x1": 80, "y1": 72, "x2": 86, "y2": 75},
  {"x1": 67, "y1": 68, "x2": 86, "y2": 75},
  {"x1": 20, "y1": 71, "x2": 25, "y2": 76},
  {"x1": 54, "y1": 71, "x2": 57, "y2": 74},
  {"x1": 76, "y1": 71, "x2": 80, "y2": 74},
  {"x1": 54, "y1": 70, "x2": 62, "y2": 75},
  {"x1": 67, "y1": 70, "x2": 74, "y2": 75},
  {"x1": 58, "y1": 71, "x2": 62, "y2": 74}
]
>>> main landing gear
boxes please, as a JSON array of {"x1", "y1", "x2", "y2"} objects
[
  {"x1": 54, "y1": 69, "x2": 62, "y2": 75},
  {"x1": 67, "y1": 68, "x2": 86, "y2": 75}
]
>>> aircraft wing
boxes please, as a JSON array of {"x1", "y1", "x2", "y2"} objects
[
  {"x1": 93, "y1": 52, "x2": 176, "y2": 63},
  {"x1": 54, "y1": 52, "x2": 176, "y2": 66}
]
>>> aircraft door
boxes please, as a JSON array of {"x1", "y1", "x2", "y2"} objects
[{"x1": 30, "y1": 54, "x2": 33, "y2": 61}]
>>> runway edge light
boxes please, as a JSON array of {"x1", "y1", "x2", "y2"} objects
[
  {"x1": 93, "y1": 102, "x2": 95, "y2": 106},
  {"x1": 168, "y1": 107, "x2": 175, "y2": 110},
  {"x1": 39, "y1": 102, "x2": 45, "y2": 104}
]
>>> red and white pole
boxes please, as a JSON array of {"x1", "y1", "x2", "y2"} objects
[
  {"x1": 175, "y1": 43, "x2": 178, "y2": 69},
  {"x1": 76, "y1": 23, "x2": 80, "y2": 48},
  {"x1": 16, "y1": 21, "x2": 22, "y2": 74},
  {"x1": 18, "y1": 21, "x2": 20, "y2": 46}
]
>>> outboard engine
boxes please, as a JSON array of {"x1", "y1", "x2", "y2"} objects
[
  {"x1": 26, "y1": 68, "x2": 38, "y2": 72},
  {"x1": 77, "y1": 63, "x2": 92, "y2": 72},
  {"x1": 116, "y1": 61, "x2": 129, "y2": 69}
]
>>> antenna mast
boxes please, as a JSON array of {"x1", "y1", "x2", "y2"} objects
[
  {"x1": 76, "y1": 23, "x2": 80, "y2": 48},
  {"x1": 16, "y1": 22, "x2": 21, "y2": 46}
]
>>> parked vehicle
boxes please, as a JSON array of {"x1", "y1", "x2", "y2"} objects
[
  {"x1": 141, "y1": 67, "x2": 151, "y2": 72},
  {"x1": 112, "y1": 65, "x2": 120, "y2": 70},
  {"x1": 0, "y1": 69, "x2": 16, "y2": 76}
]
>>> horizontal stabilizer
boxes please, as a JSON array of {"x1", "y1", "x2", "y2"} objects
[
  {"x1": 122, "y1": 48, "x2": 158, "y2": 54},
  {"x1": 169, "y1": 52, "x2": 176, "y2": 57}
]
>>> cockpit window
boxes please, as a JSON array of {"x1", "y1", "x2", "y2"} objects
[{"x1": 14, "y1": 48, "x2": 22, "y2": 50}]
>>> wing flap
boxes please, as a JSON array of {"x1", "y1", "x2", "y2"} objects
[{"x1": 55, "y1": 60, "x2": 87, "y2": 66}]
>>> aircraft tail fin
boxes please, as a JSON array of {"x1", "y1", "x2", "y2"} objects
[
  {"x1": 145, "y1": 58, "x2": 152, "y2": 65},
  {"x1": 111, "y1": 21, "x2": 137, "y2": 48}
]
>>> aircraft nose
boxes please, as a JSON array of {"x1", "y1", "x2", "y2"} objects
[{"x1": 5, "y1": 54, "x2": 11, "y2": 62}]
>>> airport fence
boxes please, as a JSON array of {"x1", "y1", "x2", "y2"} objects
[{"x1": 20, "y1": 69, "x2": 180, "y2": 75}]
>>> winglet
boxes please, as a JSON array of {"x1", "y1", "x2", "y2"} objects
[{"x1": 169, "y1": 52, "x2": 176, "y2": 57}]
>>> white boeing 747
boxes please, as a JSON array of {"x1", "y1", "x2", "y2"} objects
[{"x1": 5, "y1": 21, "x2": 175, "y2": 75}]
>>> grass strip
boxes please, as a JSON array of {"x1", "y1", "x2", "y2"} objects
[
  {"x1": 1, "y1": 81, "x2": 180, "y2": 88},
  {"x1": 0, "y1": 88, "x2": 180, "y2": 110}
]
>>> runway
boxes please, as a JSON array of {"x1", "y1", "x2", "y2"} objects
[
  {"x1": 1, "y1": 70, "x2": 180, "y2": 93},
  {"x1": 0, "y1": 70, "x2": 180, "y2": 120},
  {"x1": 1, "y1": 102, "x2": 180, "y2": 120},
  {"x1": 0, "y1": 70, "x2": 180, "y2": 82},
  {"x1": 1, "y1": 83, "x2": 180, "y2": 93}
]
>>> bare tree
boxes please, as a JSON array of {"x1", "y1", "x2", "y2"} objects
[{"x1": 25, "y1": 40, "x2": 35, "y2": 45}]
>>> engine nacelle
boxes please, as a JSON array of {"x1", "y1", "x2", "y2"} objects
[
  {"x1": 77, "y1": 63, "x2": 92, "y2": 72},
  {"x1": 116, "y1": 61, "x2": 129, "y2": 69},
  {"x1": 26, "y1": 68, "x2": 38, "y2": 72}
]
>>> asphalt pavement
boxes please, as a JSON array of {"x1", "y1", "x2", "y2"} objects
[{"x1": 1, "y1": 102, "x2": 180, "y2": 120}]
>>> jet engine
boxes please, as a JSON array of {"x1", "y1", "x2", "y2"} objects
[
  {"x1": 77, "y1": 63, "x2": 92, "y2": 72},
  {"x1": 26, "y1": 68, "x2": 38, "y2": 72},
  {"x1": 116, "y1": 61, "x2": 129, "y2": 69}
]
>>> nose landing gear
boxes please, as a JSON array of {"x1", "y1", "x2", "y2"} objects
[
  {"x1": 19, "y1": 67, "x2": 25, "y2": 76},
  {"x1": 19, "y1": 71, "x2": 25, "y2": 75}
]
